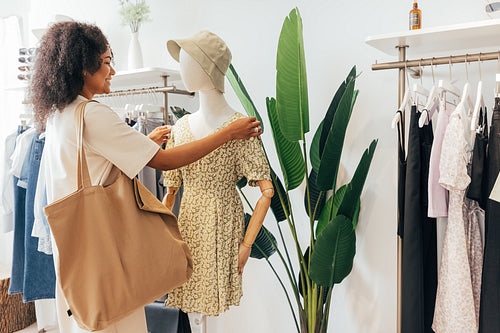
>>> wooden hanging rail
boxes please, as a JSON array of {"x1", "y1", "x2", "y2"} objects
[{"x1": 372, "y1": 50, "x2": 500, "y2": 71}]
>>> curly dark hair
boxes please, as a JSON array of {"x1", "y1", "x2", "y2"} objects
[{"x1": 30, "y1": 21, "x2": 111, "y2": 127}]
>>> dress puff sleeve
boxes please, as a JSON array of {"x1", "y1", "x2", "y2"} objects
[
  {"x1": 238, "y1": 136, "x2": 271, "y2": 187},
  {"x1": 439, "y1": 112, "x2": 471, "y2": 191},
  {"x1": 163, "y1": 127, "x2": 183, "y2": 188}
]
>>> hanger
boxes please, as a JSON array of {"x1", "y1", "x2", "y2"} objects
[
  {"x1": 458, "y1": 55, "x2": 474, "y2": 115},
  {"x1": 471, "y1": 53, "x2": 485, "y2": 131},
  {"x1": 419, "y1": 58, "x2": 439, "y2": 127},
  {"x1": 391, "y1": 62, "x2": 413, "y2": 129},
  {"x1": 412, "y1": 60, "x2": 428, "y2": 108},
  {"x1": 438, "y1": 56, "x2": 461, "y2": 102}
]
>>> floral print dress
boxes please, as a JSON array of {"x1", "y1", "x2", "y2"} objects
[
  {"x1": 163, "y1": 112, "x2": 271, "y2": 316},
  {"x1": 433, "y1": 107, "x2": 484, "y2": 332}
]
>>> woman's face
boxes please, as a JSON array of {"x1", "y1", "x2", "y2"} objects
[{"x1": 82, "y1": 48, "x2": 115, "y2": 97}]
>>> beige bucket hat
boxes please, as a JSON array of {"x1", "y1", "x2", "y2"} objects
[{"x1": 167, "y1": 30, "x2": 232, "y2": 93}]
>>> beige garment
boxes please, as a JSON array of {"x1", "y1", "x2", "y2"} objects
[
  {"x1": 433, "y1": 110, "x2": 478, "y2": 333},
  {"x1": 163, "y1": 113, "x2": 271, "y2": 316}
]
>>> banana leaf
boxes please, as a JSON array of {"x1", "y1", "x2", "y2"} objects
[
  {"x1": 276, "y1": 7, "x2": 309, "y2": 142},
  {"x1": 316, "y1": 79, "x2": 355, "y2": 191},
  {"x1": 304, "y1": 169, "x2": 325, "y2": 221},
  {"x1": 244, "y1": 213, "x2": 277, "y2": 259},
  {"x1": 267, "y1": 97, "x2": 305, "y2": 191},
  {"x1": 270, "y1": 169, "x2": 289, "y2": 222},
  {"x1": 319, "y1": 66, "x2": 356, "y2": 158},
  {"x1": 309, "y1": 215, "x2": 356, "y2": 287},
  {"x1": 310, "y1": 120, "x2": 323, "y2": 173},
  {"x1": 226, "y1": 64, "x2": 264, "y2": 133},
  {"x1": 316, "y1": 185, "x2": 360, "y2": 237},
  {"x1": 338, "y1": 139, "x2": 378, "y2": 224}
]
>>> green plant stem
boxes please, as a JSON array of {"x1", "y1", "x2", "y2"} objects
[
  {"x1": 254, "y1": 242, "x2": 301, "y2": 333},
  {"x1": 320, "y1": 285, "x2": 334, "y2": 333},
  {"x1": 311, "y1": 283, "x2": 318, "y2": 332},
  {"x1": 284, "y1": 192, "x2": 310, "y2": 310},
  {"x1": 271, "y1": 174, "x2": 308, "y2": 307},
  {"x1": 262, "y1": 150, "x2": 298, "y2": 287},
  {"x1": 311, "y1": 191, "x2": 324, "y2": 237},
  {"x1": 261, "y1": 228, "x2": 302, "y2": 304},
  {"x1": 276, "y1": 220, "x2": 298, "y2": 287},
  {"x1": 238, "y1": 187, "x2": 255, "y2": 211}
]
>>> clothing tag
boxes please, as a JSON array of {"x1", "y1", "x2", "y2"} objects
[
  {"x1": 490, "y1": 171, "x2": 500, "y2": 203},
  {"x1": 67, "y1": 309, "x2": 72, "y2": 317}
]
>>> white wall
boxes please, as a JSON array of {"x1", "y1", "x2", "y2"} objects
[{"x1": 2, "y1": 0, "x2": 498, "y2": 332}]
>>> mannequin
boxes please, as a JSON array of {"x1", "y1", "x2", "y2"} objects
[{"x1": 163, "y1": 34, "x2": 273, "y2": 331}]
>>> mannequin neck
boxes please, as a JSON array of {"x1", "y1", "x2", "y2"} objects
[{"x1": 198, "y1": 88, "x2": 231, "y2": 116}]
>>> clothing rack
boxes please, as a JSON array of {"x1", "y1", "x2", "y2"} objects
[
  {"x1": 366, "y1": 20, "x2": 500, "y2": 333},
  {"x1": 95, "y1": 74, "x2": 194, "y2": 124}
]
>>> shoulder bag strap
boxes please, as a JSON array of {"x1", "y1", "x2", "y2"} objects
[{"x1": 75, "y1": 100, "x2": 97, "y2": 190}]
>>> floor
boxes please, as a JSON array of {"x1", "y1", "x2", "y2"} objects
[{"x1": 15, "y1": 323, "x2": 59, "y2": 333}]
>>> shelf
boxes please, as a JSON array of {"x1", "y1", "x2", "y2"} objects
[
  {"x1": 365, "y1": 18, "x2": 500, "y2": 56},
  {"x1": 3, "y1": 67, "x2": 184, "y2": 93},
  {"x1": 111, "y1": 67, "x2": 181, "y2": 89}
]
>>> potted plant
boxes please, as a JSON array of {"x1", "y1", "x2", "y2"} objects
[
  {"x1": 229, "y1": 7, "x2": 378, "y2": 332},
  {"x1": 118, "y1": 0, "x2": 151, "y2": 69}
]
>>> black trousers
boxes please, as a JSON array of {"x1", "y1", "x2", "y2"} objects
[
  {"x1": 479, "y1": 102, "x2": 500, "y2": 333},
  {"x1": 401, "y1": 106, "x2": 438, "y2": 333}
]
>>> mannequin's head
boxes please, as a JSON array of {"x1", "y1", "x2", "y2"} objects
[
  {"x1": 179, "y1": 49, "x2": 216, "y2": 92},
  {"x1": 167, "y1": 30, "x2": 231, "y2": 93}
]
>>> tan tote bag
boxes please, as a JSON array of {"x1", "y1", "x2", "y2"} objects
[{"x1": 44, "y1": 100, "x2": 193, "y2": 331}]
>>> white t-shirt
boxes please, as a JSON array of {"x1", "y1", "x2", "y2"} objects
[
  {"x1": 44, "y1": 95, "x2": 159, "y2": 203},
  {"x1": 44, "y1": 95, "x2": 159, "y2": 333}
]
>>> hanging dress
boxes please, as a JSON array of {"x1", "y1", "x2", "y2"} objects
[
  {"x1": 433, "y1": 105, "x2": 478, "y2": 332},
  {"x1": 479, "y1": 98, "x2": 500, "y2": 333},
  {"x1": 401, "y1": 105, "x2": 437, "y2": 333}
]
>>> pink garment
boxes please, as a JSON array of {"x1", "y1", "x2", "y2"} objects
[{"x1": 428, "y1": 99, "x2": 454, "y2": 218}]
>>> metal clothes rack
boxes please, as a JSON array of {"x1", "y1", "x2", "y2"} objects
[
  {"x1": 95, "y1": 74, "x2": 194, "y2": 124},
  {"x1": 372, "y1": 47, "x2": 500, "y2": 333}
]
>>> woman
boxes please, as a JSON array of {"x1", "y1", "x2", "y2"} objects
[{"x1": 30, "y1": 21, "x2": 261, "y2": 333}]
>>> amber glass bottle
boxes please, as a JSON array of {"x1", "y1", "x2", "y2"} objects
[{"x1": 409, "y1": 0, "x2": 421, "y2": 30}]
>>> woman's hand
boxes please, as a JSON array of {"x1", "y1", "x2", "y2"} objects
[
  {"x1": 148, "y1": 125, "x2": 171, "y2": 146},
  {"x1": 222, "y1": 117, "x2": 261, "y2": 140},
  {"x1": 238, "y1": 243, "x2": 252, "y2": 275}
]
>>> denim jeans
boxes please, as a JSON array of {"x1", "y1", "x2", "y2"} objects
[
  {"x1": 9, "y1": 133, "x2": 55, "y2": 302},
  {"x1": 8, "y1": 126, "x2": 29, "y2": 295}
]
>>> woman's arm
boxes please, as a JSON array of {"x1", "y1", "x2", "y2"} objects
[{"x1": 147, "y1": 117, "x2": 261, "y2": 171}]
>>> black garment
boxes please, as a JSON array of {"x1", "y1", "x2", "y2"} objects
[
  {"x1": 397, "y1": 110, "x2": 407, "y2": 237},
  {"x1": 401, "y1": 106, "x2": 438, "y2": 333},
  {"x1": 467, "y1": 107, "x2": 489, "y2": 209},
  {"x1": 479, "y1": 100, "x2": 500, "y2": 333}
]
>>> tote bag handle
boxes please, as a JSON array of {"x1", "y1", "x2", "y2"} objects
[{"x1": 74, "y1": 100, "x2": 96, "y2": 190}]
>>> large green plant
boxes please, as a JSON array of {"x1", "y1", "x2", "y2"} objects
[{"x1": 228, "y1": 7, "x2": 377, "y2": 333}]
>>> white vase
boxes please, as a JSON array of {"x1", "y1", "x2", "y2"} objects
[{"x1": 128, "y1": 31, "x2": 143, "y2": 70}]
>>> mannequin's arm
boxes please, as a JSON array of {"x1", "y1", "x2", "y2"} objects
[
  {"x1": 162, "y1": 187, "x2": 179, "y2": 211},
  {"x1": 238, "y1": 179, "x2": 274, "y2": 274}
]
